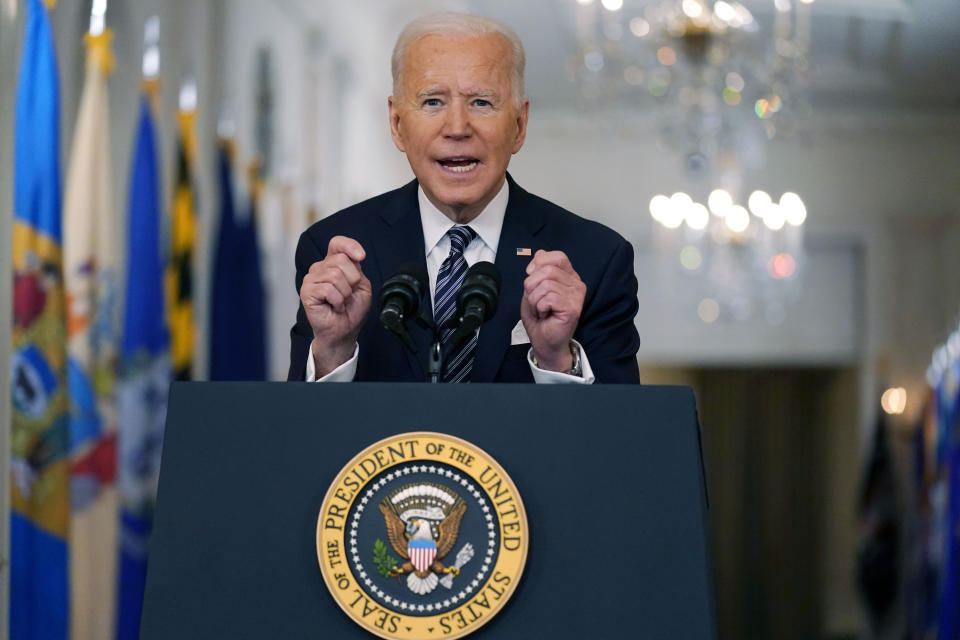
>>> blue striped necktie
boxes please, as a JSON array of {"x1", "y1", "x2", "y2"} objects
[{"x1": 434, "y1": 225, "x2": 478, "y2": 383}]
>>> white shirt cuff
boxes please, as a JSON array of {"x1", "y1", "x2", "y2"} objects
[
  {"x1": 527, "y1": 339, "x2": 595, "y2": 384},
  {"x1": 305, "y1": 341, "x2": 359, "y2": 382}
]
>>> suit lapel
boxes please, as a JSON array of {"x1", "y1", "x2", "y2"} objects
[
  {"x1": 471, "y1": 176, "x2": 546, "y2": 382},
  {"x1": 370, "y1": 179, "x2": 432, "y2": 380}
]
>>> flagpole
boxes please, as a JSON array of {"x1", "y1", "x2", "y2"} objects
[{"x1": 0, "y1": 2, "x2": 20, "y2": 635}]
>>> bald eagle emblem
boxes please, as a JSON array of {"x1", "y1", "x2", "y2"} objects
[{"x1": 377, "y1": 482, "x2": 470, "y2": 596}]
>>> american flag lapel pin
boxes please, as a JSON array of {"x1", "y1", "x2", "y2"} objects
[{"x1": 516, "y1": 248, "x2": 532, "y2": 256}]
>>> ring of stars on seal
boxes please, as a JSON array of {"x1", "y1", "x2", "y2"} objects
[{"x1": 316, "y1": 432, "x2": 528, "y2": 640}]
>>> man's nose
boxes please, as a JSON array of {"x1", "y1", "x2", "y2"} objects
[{"x1": 442, "y1": 101, "x2": 471, "y2": 139}]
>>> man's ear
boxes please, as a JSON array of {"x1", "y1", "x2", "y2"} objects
[
  {"x1": 388, "y1": 95, "x2": 406, "y2": 153},
  {"x1": 512, "y1": 98, "x2": 530, "y2": 154}
]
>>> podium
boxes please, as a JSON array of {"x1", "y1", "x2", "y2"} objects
[{"x1": 140, "y1": 383, "x2": 715, "y2": 639}]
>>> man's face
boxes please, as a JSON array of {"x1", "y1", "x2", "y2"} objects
[{"x1": 389, "y1": 33, "x2": 529, "y2": 223}]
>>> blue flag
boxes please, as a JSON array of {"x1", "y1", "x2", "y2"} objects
[
  {"x1": 209, "y1": 145, "x2": 266, "y2": 381},
  {"x1": 9, "y1": 0, "x2": 70, "y2": 637},
  {"x1": 115, "y1": 94, "x2": 170, "y2": 640},
  {"x1": 939, "y1": 381, "x2": 960, "y2": 639}
]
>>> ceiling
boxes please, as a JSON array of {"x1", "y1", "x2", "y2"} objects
[{"x1": 461, "y1": 0, "x2": 960, "y2": 113}]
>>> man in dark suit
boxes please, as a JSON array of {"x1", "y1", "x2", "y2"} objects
[{"x1": 288, "y1": 13, "x2": 640, "y2": 384}]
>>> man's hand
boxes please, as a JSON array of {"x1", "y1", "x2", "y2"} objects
[
  {"x1": 300, "y1": 236, "x2": 372, "y2": 377},
  {"x1": 520, "y1": 250, "x2": 586, "y2": 372}
]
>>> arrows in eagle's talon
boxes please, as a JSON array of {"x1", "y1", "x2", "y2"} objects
[{"x1": 440, "y1": 543, "x2": 474, "y2": 589}]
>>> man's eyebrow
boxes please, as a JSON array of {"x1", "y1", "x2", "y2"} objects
[
  {"x1": 416, "y1": 88, "x2": 448, "y2": 99},
  {"x1": 414, "y1": 88, "x2": 500, "y2": 100},
  {"x1": 462, "y1": 90, "x2": 498, "y2": 99}
]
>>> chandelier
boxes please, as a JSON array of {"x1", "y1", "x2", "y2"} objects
[{"x1": 570, "y1": 0, "x2": 814, "y2": 324}]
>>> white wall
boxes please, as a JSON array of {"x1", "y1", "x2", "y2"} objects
[{"x1": 512, "y1": 113, "x2": 960, "y2": 421}]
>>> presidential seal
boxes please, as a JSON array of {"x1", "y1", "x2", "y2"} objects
[{"x1": 316, "y1": 432, "x2": 528, "y2": 639}]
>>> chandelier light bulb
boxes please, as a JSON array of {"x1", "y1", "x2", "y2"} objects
[
  {"x1": 780, "y1": 192, "x2": 807, "y2": 226},
  {"x1": 747, "y1": 190, "x2": 772, "y2": 217},
  {"x1": 658, "y1": 193, "x2": 687, "y2": 229},
  {"x1": 686, "y1": 203, "x2": 710, "y2": 230},
  {"x1": 762, "y1": 203, "x2": 787, "y2": 230},
  {"x1": 708, "y1": 188, "x2": 733, "y2": 216},
  {"x1": 682, "y1": 0, "x2": 704, "y2": 18},
  {"x1": 713, "y1": 1, "x2": 736, "y2": 22},
  {"x1": 601, "y1": 0, "x2": 623, "y2": 11},
  {"x1": 725, "y1": 205, "x2": 750, "y2": 233},
  {"x1": 662, "y1": 208, "x2": 685, "y2": 229},
  {"x1": 576, "y1": 0, "x2": 594, "y2": 5},
  {"x1": 649, "y1": 194, "x2": 671, "y2": 222},
  {"x1": 733, "y1": 3, "x2": 755, "y2": 27}
]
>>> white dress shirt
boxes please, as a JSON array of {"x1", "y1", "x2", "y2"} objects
[{"x1": 306, "y1": 179, "x2": 594, "y2": 383}]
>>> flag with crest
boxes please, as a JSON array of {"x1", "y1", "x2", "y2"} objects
[
  {"x1": 61, "y1": 24, "x2": 120, "y2": 640},
  {"x1": 9, "y1": 0, "x2": 70, "y2": 637},
  {"x1": 115, "y1": 86, "x2": 171, "y2": 640}
]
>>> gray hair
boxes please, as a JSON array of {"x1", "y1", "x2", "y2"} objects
[{"x1": 391, "y1": 12, "x2": 527, "y2": 107}]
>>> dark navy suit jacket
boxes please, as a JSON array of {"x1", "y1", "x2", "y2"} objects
[{"x1": 287, "y1": 175, "x2": 641, "y2": 383}]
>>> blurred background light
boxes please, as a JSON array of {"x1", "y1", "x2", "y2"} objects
[
  {"x1": 763, "y1": 203, "x2": 786, "y2": 230},
  {"x1": 629, "y1": 17, "x2": 651, "y2": 37},
  {"x1": 649, "y1": 194, "x2": 671, "y2": 223},
  {"x1": 686, "y1": 202, "x2": 710, "y2": 230},
  {"x1": 698, "y1": 298, "x2": 720, "y2": 323},
  {"x1": 780, "y1": 192, "x2": 807, "y2": 226},
  {"x1": 768, "y1": 253, "x2": 796, "y2": 279},
  {"x1": 748, "y1": 190, "x2": 772, "y2": 217},
  {"x1": 708, "y1": 188, "x2": 732, "y2": 216},
  {"x1": 681, "y1": 245, "x2": 703, "y2": 270},
  {"x1": 881, "y1": 387, "x2": 908, "y2": 415},
  {"x1": 725, "y1": 205, "x2": 750, "y2": 233}
]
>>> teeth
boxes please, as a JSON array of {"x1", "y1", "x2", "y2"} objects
[{"x1": 443, "y1": 161, "x2": 477, "y2": 173}]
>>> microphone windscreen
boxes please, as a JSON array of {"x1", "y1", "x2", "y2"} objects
[
  {"x1": 395, "y1": 261, "x2": 428, "y2": 296},
  {"x1": 464, "y1": 261, "x2": 501, "y2": 292}
]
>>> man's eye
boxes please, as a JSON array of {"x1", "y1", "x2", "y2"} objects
[
  {"x1": 423, "y1": 98, "x2": 442, "y2": 107},
  {"x1": 474, "y1": 99, "x2": 491, "y2": 107}
]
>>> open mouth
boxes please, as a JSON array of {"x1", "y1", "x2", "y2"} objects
[{"x1": 437, "y1": 157, "x2": 479, "y2": 174}]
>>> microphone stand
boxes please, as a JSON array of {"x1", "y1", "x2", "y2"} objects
[
  {"x1": 427, "y1": 342, "x2": 443, "y2": 384},
  {"x1": 426, "y1": 320, "x2": 477, "y2": 384}
]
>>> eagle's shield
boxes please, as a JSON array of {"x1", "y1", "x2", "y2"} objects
[{"x1": 408, "y1": 538, "x2": 437, "y2": 573}]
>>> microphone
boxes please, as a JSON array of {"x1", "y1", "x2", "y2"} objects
[
  {"x1": 455, "y1": 261, "x2": 501, "y2": 334},
  {"x1": 379, "y1": 263, "x2": 428, "y2": 353},
  {"x1": 427, "y1": 262, "x2": 500, "y2": 383},
  {"x1": 440, "y1": 262, "x2": 501, "y2": 364}
]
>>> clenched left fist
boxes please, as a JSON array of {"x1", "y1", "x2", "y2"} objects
[{"x1": 520, "y1": 250, "x2": 586, "y2": 372}]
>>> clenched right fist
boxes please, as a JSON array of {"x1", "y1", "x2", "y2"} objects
[{"x1": 300, "y1": 235, "x2": 372, "y2": 377}]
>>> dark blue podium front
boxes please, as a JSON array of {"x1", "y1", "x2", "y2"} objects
[{"x1": 140, "y1": 383, "x2": 715, "y2": 639}]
